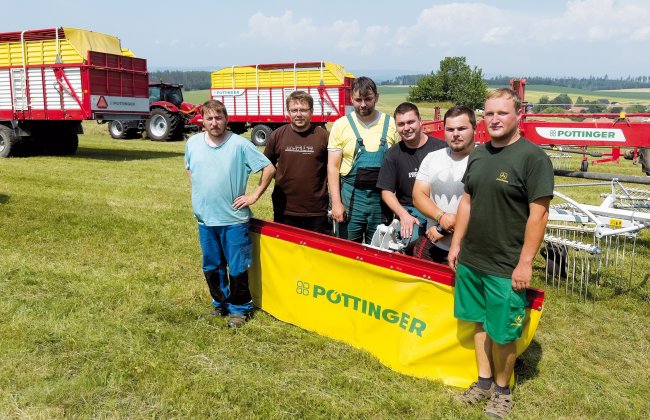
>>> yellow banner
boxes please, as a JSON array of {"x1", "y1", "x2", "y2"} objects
[{"x1": 249, "y1": 221, "x2": 542, "y2": 388}]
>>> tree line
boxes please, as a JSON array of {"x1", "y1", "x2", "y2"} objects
[
  {"x1": 383, "y1": 73, "x2": 650, "y2": 91},
  {"x1": 532, "y1": 94, "x2": 649, "y2": 114},
  {"x1": 149, "y1": 70, "x2": 212, "y2": 91}
]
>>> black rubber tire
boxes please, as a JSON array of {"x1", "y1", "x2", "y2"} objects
[
  {"x1": 639, "y1": 148, "x2": 650, "y2": 176},
  {"x1": 623, "y1": 149, "x2": 634, "y2": 160},
  {"x1": 0, "y1": 125, "x2": 18, "y2": 158},
  {"x1": 108, "y1": 120, "x2": 128, "y2": 139},
  {"x1": 250, "y1": 124, "x2": 272, "y2": 147},
  {"x1": 580, "y1": 160, "x2": 589, "y2": 172},
  {"x1": 146, "y1": 108, "x2": 181, "y2": 141}
]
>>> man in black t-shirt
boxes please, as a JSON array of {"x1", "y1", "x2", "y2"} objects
[{"x1": 377, "y1": 102, "x2": 446, "y2": 250}]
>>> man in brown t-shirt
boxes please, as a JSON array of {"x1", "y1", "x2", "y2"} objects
[{"x1": 263, "y1": 91, "x2": 330, "y2": 234}]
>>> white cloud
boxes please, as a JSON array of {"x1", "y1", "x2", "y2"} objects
[
  {"x1": 243, "y1": 11, "x2": 390, "y2": 56},
  {"x1": 391, "y1": 0, "x2": 650, "y2": 48},
  {"x1": 527, "y1": 0, "x2": 650, "y2": 43},
  {"x1": 393, "y1": 3, "x2": 521, "y2": 47}
]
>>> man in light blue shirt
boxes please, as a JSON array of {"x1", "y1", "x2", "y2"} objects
[{"x1": 185, "y1": 100, "x2": 275, "y2": 328}]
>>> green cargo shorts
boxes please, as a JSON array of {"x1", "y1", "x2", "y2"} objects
[{"x1": 453, "y1": 263, "x2": 527, "y2": 344}]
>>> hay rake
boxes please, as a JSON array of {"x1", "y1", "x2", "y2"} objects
[{"x1": 544, "y1": 180, "x2": 650, "y2": 299}]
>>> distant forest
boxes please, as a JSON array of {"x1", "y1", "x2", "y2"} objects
[
  {"x1": 149, "y1": 70, "x2": 212, "y2": 91},
  {"x1": 382, "y1": 74, "x2": 650, "y2": 91},
  {"x1": 151, "y1": 69, "x2": 650, "y2": 92}
]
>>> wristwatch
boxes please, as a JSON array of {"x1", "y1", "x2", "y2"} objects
[{"x1": 435, "y1": 224, "x2": 450, "y2": 235}]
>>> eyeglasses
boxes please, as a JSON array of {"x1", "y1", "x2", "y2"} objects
[{"x1": 288, "y1": 108, "x2": 312, "y2": 115}]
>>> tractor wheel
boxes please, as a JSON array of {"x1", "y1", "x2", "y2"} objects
[
  {"x1": 146, "y1": 108, "x2": 181, "y2": 141},
  {"x1": 108, "y1": 120, "x2": 128, "y2": 139},
  {"x1": 0, "y1": 125, "x2": 18, "y2": 158},
  {"x1": 251, "y1": 124, "x2": 272, "y2": 147}
]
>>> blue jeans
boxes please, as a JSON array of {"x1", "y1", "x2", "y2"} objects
[{"x1": 198, "y1": 222, "x2": 253, "y2": 316}]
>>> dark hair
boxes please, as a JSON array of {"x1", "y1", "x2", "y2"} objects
[
  {"x1": 486, "y1": 88, "x2": 522, "y2": 112},
  {"x1": 443, "y1": 105, "x2": 476, "y2": 129},
  {"x1": 201, "y1": 99, "x2": 228, "y2": 119},
  {"x1": 352, "y1": 76, "x2": 378, "y2": 96},
  {"x1": 286, "y1": 90, "x2": 313, "y2": 109},
  {"x1": 394, "y1": 102, "x2": 420, "y2": 119}
]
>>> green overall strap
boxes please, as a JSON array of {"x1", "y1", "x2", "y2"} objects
[
  {"x1": 379, "y1": 113, "x2": 390, "y2": 150},
  {"x1": 346, "y1": 113, "x2": 365, "y2": 162}
]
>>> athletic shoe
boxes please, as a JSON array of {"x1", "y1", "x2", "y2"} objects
[
  {"x1": 484, "y1": 392, "x2": 513, "y2": 418},
  {"x1": 198, "y1": 307, "x2": 227, "y2": 320},
  {"x1": 227, "y1": 314, "x2": 248, "y2": 329},
  {"x1": 454, "y1": 381, "x2": 494, "y2": 405}
]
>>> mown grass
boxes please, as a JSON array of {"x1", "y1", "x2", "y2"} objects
[{"x1": 1, "y1": 117, "x2": 649, "y2": 418}]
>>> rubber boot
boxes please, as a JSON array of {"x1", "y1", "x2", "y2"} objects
[
  {"x1": 229, "y1": 271, "x2": 252, "y2": 307},
  {"x1": 203, "y1": 266, "x2": 227, "y2": 309}
]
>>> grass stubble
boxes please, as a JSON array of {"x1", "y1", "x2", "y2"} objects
[{"x1": 0, "y1": 118, "x2": 648, "y2": 419}]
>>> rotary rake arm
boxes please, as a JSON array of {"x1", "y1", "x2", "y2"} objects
[{"x1": 543, "y1": 180, "x2": 650, "y2": 299}]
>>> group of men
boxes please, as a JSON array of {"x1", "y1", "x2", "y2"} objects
[{"x1": 184, "y1": 76, "x2": 554, "y2": 418}]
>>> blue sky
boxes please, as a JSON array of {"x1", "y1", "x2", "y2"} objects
[{"x1": 8, "y1": 0, "x2": 650, "y2": 79}]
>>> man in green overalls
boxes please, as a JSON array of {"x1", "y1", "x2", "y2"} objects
[{"x1": 327, "y1": 77, "x2": 399, "y2": 243}]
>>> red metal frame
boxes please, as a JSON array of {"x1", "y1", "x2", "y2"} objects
[
  {"x1": 249, "y1": 218, "x2": 545, "y2": 310},
  {"x1": 422, "y1": 78, "x2": 650, "y2": 166}
]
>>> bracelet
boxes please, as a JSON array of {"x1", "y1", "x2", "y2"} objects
[
  {"x1": 439, "y1": 212, "x2": 447, "y2": 224},
  {"x1": 434, "y1": 210, "x2": 443, "y2": 222}
]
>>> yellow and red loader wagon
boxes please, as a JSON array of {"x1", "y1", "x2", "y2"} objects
[
  {"x1": 0, "y1": 27, "x2": 149, "y2": 157},
  {"x1": 211, "y1": 61, "x2": 354, "y2": 146}
]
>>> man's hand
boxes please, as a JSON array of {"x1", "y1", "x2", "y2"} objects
[
  {"x1": 447, "y1": 243, "x2": 460, "y2": 272},
  {"x1": 439, "y1": 212, "x2": 456, "y2": 232},
  {"x1": 232, "y1": 194, "x2": 258, "y2": 209},
  {"x1": 425, "y1": 226, "x2": 445, "y2": 243},
  {"x1": 331, "y1": 201, "x2": 346, "y2": 223},
  {"x1": 399, "y1": 213, "x2": 420, "y2": 239},
  {"x1": 511, "y1": 261, "x2": 532, "y2": 291}
]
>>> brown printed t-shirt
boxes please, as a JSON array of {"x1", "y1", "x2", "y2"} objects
[{"x1": 263, "y1": 124, "x2": 329, "y2": 216}]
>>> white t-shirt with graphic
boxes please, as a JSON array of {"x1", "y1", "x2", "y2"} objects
[{"x1": 415, "y1": 148, "x2": 469, "y2": 250}]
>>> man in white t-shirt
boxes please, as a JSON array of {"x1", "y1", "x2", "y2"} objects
[{"x1": 412, "y1": 105, "x2": 476, "y2": 263}]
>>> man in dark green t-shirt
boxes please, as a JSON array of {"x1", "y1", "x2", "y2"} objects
[{"x1": 448, "y1": 89, "x2": 554, "y2": 418}]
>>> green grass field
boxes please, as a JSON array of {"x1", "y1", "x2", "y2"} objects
[
  {"x1": 1, "y1": 99, "x2": 649, "y2": 417},
  {"x1": 488, "y1": 84, "x2": 650, "y2": 106},
  {"x1": 184, "y1": 84, "x2": 650, "y2": 129}
]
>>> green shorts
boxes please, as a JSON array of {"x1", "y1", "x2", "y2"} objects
[{"x1": 454, "y1": 263, "x2": 527, "y2": 345}]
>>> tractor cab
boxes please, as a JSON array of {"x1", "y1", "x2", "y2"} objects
[{"x1": 149, "y1": 83, "x2": 184, "y2": 108}]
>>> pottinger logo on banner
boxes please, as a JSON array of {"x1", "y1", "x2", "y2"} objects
[
  {"x1": 295, "y1": 280, "x2": 427, "y2": 337},
  {"x1": 536, "y1": 127, "x2": 626, "y2": 142}
]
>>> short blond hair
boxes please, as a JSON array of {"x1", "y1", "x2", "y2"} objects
[{"x1": 486, "y1": 88, "x2": 522, "y2": 112}]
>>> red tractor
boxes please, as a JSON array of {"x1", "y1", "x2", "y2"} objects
[{"x1": 108, "y1": 82, "x2": 203, "y2": 141}]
